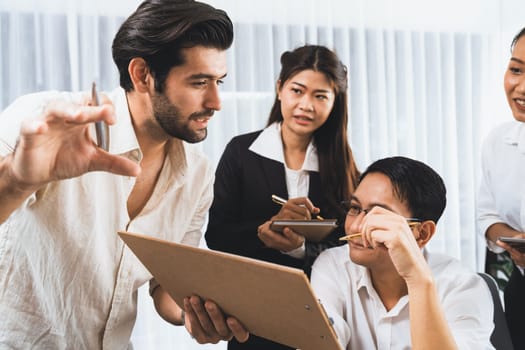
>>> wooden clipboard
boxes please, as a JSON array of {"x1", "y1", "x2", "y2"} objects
[{"x1": 119, "y1": 231, "x2": 342, "y2": 350}]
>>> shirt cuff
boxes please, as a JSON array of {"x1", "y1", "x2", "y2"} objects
[
  {"x1": 282, "y1": 241, "x2": 306, "y2": 259},
  {"x1": 486, "y1": 238, "x2": 505, "y2": 254},
  {"x1": 517, "y1": 265, "x2": 525, "y2": 276},
  {"x1": 149, "y1": 278, "x2": 160, "y2": 296}
]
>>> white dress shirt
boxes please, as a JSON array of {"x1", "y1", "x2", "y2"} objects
[
  {"x1": 249, "y1": 122, "x2": 319, "y2": 258},
  {"x1": 0, "y1": 88, "x2": 214, "y2": 349},
  {"x1": 311, "y1": 245, "x2": 495, "y2": 350},
  {"x1": 477, "y1": 121, "x2": 525, "y2": 253}
]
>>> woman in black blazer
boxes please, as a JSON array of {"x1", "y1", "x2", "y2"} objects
[{"x1": 205, "y1": 45, "x2": 360, "y2": 350}]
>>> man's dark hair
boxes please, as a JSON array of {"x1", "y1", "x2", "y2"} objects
[
  {"x1": 360, "y1": 156, "x2": 447, "y2": 223},
  {"x1": 112, "y1": 0, "x2": 233, "y2": 92}
]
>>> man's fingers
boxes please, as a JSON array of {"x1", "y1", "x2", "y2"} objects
[
  {"x1": 183, "y1": 296, "x2": 249, "y2": 344},
  {"x1": 205, "y1": 300, "x2": 233, "y2": 339},
  {"x1": 184, "y1": 297, "x2": 218, "y2": 344},
  {"x1": 19, "y1": 119, "x2": 49, "y2": 136},
  {"x1": 90, "y1": 151, "x2": 141, "y2": 177},
  {"x1": 188, "y1": 295, "x2": 221, "y2": 343},
  {"x1": 227, "y1": 317, "x2": 250, "y2": 343},
  {"x1": 42, "y1": 100, "x2": 115, "y2": 125}
]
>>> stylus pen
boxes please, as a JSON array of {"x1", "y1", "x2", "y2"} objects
[
  {"x1": 271, "y1": 194, "x2": 324, "y2": 220},
  {"x1": 91, "y1": 82, "x2": 110, "y2": 152},
  {"x1": 339, "y1": 221, "x2": 421, "y2": 241}
]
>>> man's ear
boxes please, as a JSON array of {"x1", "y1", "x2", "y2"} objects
[
  {"x1": 416, "y1": 220, "x2": 436, "y2": 248},
  {"x1": 128, "y1": 57, "x2": 153, "y2": 93}
]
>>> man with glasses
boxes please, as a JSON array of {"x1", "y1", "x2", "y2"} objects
[{"x1": 311, "y1": 156, "x2": 494, "y2": 350}]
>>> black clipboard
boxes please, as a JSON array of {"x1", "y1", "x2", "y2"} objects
[
  {"x1": 498, "y1": 236, "x2": 525, "y2": 253},
  {"x1": 270, "y1": 219, "x2": 338, "y2": 242}
]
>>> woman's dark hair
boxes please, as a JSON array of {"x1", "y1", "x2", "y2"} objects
[
  {"x1": 511, "y1": 27, "x2": 525, "y2": 51},
  {"x1": 267, "y1": 45, "x2": 360, "y2": 217},
  {"x1": 112, "y1": 0, "x2": 233, "y2": 92},
  {"x1": 360, "y1": 156, "x2": 447, "y2": 223}
]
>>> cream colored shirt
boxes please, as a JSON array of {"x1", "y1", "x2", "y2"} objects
[{"x1": 0, "y1": 88, "x2": 214, "y2": 349}]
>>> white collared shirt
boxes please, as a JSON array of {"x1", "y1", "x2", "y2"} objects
[
  {"x1": 249, "y1": 122, "x2": 319, "y2": 257},
  {"x1": 477, "y1": 121, "x2": 525, "y2": 253},
  {"x1": 0, "y1": 88, "x2": 214, "y2": 349},
  {"x1": 249, "y1": 121, "x2": 319, "y2": 197},
  {"x1": 311, "y1": 245, "x2": 495, "y2": 350}
]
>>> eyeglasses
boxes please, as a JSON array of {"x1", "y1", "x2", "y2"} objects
[
  {"x1": 339, "y1": 201, "x2": 425, "y2": 242},
  {"x1": 340, "y1": 201, "x2": 423, "y2": 223}
]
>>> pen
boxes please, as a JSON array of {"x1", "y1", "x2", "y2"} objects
[
  {"x1": 271, "y1": 194, "x2": 325, "y2": 220},
  {"x1": 91, "y1": 82, "x2": 110, "y2": 152},
  {"x1": 339, "y1": 221, "x2": 421, "y2": 241}
]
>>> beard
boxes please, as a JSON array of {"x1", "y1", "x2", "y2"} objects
[{"x1": 151, "y1": 92, "x2": 213, "y2": 143}]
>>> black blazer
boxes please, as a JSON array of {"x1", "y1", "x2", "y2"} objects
[
  {"x1": 205, "y1": 130, "x2": 345, "y2": 350},
  {"x1": 205, "y1": 130, "x2": 344, "y2": 273}
]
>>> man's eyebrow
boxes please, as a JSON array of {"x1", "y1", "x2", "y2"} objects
[
  {"x1": 350, "y1": 196, "x2": 394, "y2": 211},
  {"x1": 510, "y1": 57, "x2": 525, "y2": 65},
  {"x1": 187, "y1": 73, "x2": 227, "y2": 80},
  {"x1": 369, "y1": 203, "x2": 394, "y2": 211},
  {"x1": 349, "y1": 195, "x2": 360, "y2": 203}
]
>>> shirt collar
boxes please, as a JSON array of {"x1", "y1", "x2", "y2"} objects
[
  {"x1": 348, "y1": 258, "x2": 373, "y2": 293},
  {"x1": 503, "y1": 121, "x2": 525, "y2": 154},
  {"x1": 249, "y1": 122, "x2": 319, "y2": 172},
  {"x1": 106, "y1": 87, "x2": 141, "y2": 160},
  {"x1": 346, "y1": 248, "x2": 429, "y2": 313},
  {"x1": 106, "y1": 87, "x2": 189, "y2": 184}
]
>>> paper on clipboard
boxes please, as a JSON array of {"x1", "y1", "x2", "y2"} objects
[{"x1": 118, "y1": 231, "x2": 342, "y2": 350}]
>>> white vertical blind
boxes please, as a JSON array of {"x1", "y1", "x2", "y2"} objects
[{"x1": 0, "y1": 0, "x2": 523, "y2": 348}]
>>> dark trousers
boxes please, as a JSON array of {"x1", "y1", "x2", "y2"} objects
[
  {"x1": 505, "y1": 265, "x2": 525, "y2": 350},
  {"x1": 228, "y1": 335, "x2": 293, "y2": 350}
]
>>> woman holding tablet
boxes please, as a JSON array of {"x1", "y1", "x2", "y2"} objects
[
  {"x1": 477, "y1": 26, "x2": 525, "y2": 349},
  {"x1": 205, "y1": 45, "x2": 360, "y2": 350}
]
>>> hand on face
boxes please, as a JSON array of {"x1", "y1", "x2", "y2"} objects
[
  {"x1": 8, "y1": 95, "x2": 140, "y2": 192},
  {"x1": 183, "y1": 295, "x2": 249, "y2": 344},
  {"x1": 350, "y1": 206, "x2": 432, "y2": 283}
]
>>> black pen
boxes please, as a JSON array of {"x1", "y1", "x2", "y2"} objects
[{"x1": 271, "y1": 194, "x2": 324, "y2": 220}]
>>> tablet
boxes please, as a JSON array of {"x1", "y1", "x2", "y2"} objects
[
  {"x1": 118, "y1": 231, "x2": 342, "y2": 350},
  {"x1": 270, "y1": 219, "x2": 338, "y2": 242},
  {"x1": 498, "y1": 237, "x2": 525, "y2": 253}
]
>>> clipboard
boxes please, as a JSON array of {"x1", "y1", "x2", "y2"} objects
[
  {"x1": 118, "y1": 231, "x2": 342, "y2": 350},
  {"x1": 270, "y1": 219, "x2": 338, "y2": 242}
]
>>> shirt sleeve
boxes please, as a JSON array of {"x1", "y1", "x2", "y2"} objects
[
  {"x1": 0, "y1": 91, "x2": 68, "y2": 157},
  {"x1": 282, "y1": 241, "x2": 306, "y2": 258},
  {"x1": 440, "y1": 272, "x2": 495, "y2": 350},
  {"x1": 476, "y1": 132, "x2": 505, "y2": 253},
  {"x1": 310, "y1": 250, "x2": 351, "y2": 349}
]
